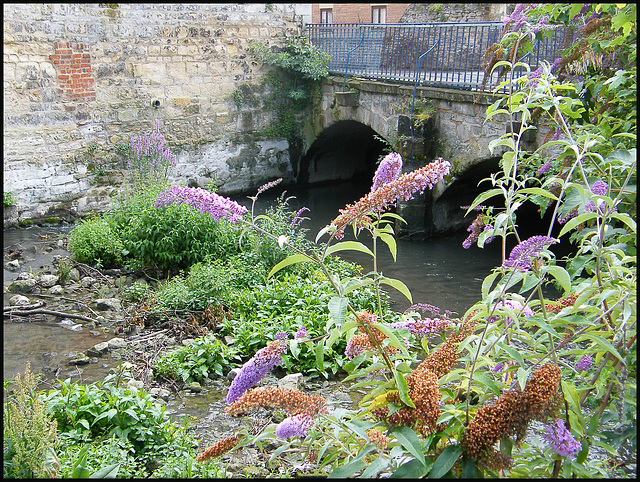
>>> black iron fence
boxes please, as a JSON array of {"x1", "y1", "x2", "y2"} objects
[{"x1": 307, "y1": 22, "x2": 572, "y2": 92}]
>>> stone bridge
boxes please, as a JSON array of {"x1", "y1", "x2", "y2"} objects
[{"x1": 300, "y1": 75, "x2": 553, "y2": 235}]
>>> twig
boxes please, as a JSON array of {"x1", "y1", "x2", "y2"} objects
[
  {"x1": 127, "y1": 329, "x2": 170, "y2": 344},
  {"x1": 4, "y1": 308, "x2": 98, "y2": 324},
  {"x1": 3, "y1": 301, "x2": 46, "y2": 311}
]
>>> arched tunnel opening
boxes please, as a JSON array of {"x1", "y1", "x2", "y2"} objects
[
  {"x1": 297, "y1": 120, "x2": 389, "y2": 187},
  {"x1": 429, "y1": 157, "x2": 577, "y2": 260}
]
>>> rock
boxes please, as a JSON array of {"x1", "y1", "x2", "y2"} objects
[
  {"x1": 49, "y1": 285, "x2": 64, "y2": 295},
  {"x1": 87, "y1": 342, "x2": 110, "y2": 357},
  {"x1": 68, "y1": 268, "x2": 81, "y2": 281},
  {"x1": 80, "y1": 276, "x2": 97, "y2": 288},
  {"x1": 227, "y1": 367, "x2": 241, "y2": 381},
  {"x1": 8, "y1": 278, "x2": 36, "y2": 293},
  {"x1": 59, "y1": 319, "x2": 83, "y2": 331},
  {"x1": 95, "y1": 298, "x2": 121, "y2": 311},
  {"x1": 150, "y1": 387, "x2": 171, "y2": 401},
  {"x1": 17, "y1": 272, "x2": 35, "y2": 280},
  {"x1": 9, "y1": 294, "x2": 30, "y2": 306},
  {"x1": 107, "y1": 337, "x2": 127, "y2": 350},
  {"x1": 127, "y1": 379, "x2": 144, "y2": 390},
  {"x1": 6, "y1": 260, "x2": 20, "y2": 270},
  {"x1": 69, "y1": 353, "x2": 90, "y2": 365},
  {"x1": 278, "y1": 373, "x2": 303, "y2": 391},
  {"x1": 181, "y1": 338, "x2": 195, "y2": 346},
  {"x1": 187, "y1": 381, "x2": 202, "y2": 393},
  {"x1": 224, "y1": 335, "x2": 236, "y2": 345},
  {"x1": 39, "y1": 274, "x2": 60, "y2": 287}
]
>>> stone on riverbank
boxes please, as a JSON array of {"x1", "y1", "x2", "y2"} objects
[
  {"x1": 87, "y1": 342, "x2": 110, "y2": 357},
  {"x1": 49, "y1": 285, "x2": 64, "y2": 295},
  {"x1": 8, "y1": 278, "x2": 36, "y2": 293},
  {"x1": 278, "y1": 373, "x2": 303, "y2": 391},
  {"x1": 38, "y1": 274, "x2": 60, "y2": 287},
  {"x1": 95, "y1": 298, "x2": 122, "y2": 311},
  {"x1": 107, "y1": 337, "x2": 127, "y2": 350},
  {"x1": 9, "y1": 294, "x2": 30, "y2": 306},
  {"x1": 6, "y1": 260, "x2": 20, "y2": 270},
  {"x1": 69, "y1": 353, "x2": 91, "y2": 365}
]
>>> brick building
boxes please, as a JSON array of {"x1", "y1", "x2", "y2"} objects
[{"x1": 311, "y1": 3, "x2": 410, "y2": 24}]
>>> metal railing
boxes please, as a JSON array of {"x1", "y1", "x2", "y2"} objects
[{"x1": 307, "y1": 22, "x2": 572, "y2": 92}]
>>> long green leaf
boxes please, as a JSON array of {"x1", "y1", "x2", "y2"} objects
[
  {"x1": 576, "y1": 334, "x2": 624, "y2": 364},
  {"x1": 267, "y1": 253, "x2": 315, "y2": 279},
  {"x1": 393, "y1": 370, "x2": 415, "y2": 409},
  {"x1": 518, "y1": 187, "x2": 559, "y2": 200},
  {"x1": 328, "y1": 296, "x2": 348, "y2": 327},
  {"x1": 360, "y1": 457, "x2": 390, "y2": 478},
  {"x1": 545, "y1": 265, "x2": 572, "y2": 293},
  {"x1": 380, "y1": 276, "x2": 412, "y2": 303},
  {"x1": 429, "y1": 445, "x2": 463, "y2": 478},
  {"x1": 90, "y1": 463, "x2": 120, "y2": 479},
  {"x1": 391, "y1": 426, "x2": 426, "y2": 467},
  {"x1": 378, "y1": 232, "x2": 398, "y2": 261},
  {"x1": 610, "y1": 212, "x2": 637, "y2": 233},
  {"x1": 325, "y1": 240, "x2": 374, "y2": 258},
  {"x1": 467, "y1": 189, "x2": 503, "y2": 214},
  {"x1": 558, "y1": 212, "x2": 598, "y2": 237},
  {"x1": 390, "y1": 458, "x2": 429, "y2": 478}
]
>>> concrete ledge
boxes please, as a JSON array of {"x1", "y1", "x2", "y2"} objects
[{"x1": 325, "y1": 75, "x2": 502, "y2": 105}]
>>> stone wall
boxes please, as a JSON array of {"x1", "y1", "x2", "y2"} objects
[
  {"x1": 399, "y1": 4, "x2": 509, "y2": 23},
  {"x1": 3, "y1": 3, "x2": 308, "y2": 226}
]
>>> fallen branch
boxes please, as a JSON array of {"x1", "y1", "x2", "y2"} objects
[
  {"x1": 4, "y1": 308, "x2": 98, "y2": 324},
  {"x1": 3, "y1": 301, "x2": 46, "y2": 312}
]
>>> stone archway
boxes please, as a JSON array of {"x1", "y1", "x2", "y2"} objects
[{"x1": 297, "y1": 120, "x2": 389, "y2": 185}]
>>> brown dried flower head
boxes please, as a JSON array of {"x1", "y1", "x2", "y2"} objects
[
  {"x1": 197, "y1": 435, "x2": 242, "y2": 462},
  {"x1": 225, "y1": 386, "x2": 327, "y2": 419}
]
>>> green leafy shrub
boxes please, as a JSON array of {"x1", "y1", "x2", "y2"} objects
[
  {"x1": 67, "y1": 216, "x2": 124, "y2": 268},
  {"x1": 224, "y1": 269, "x2": 384, "y2": 377},
  {"x1": 3, "y1": 191, "x2": 17, "y2": 207},
  {"x1": 43, "y1": 375, "x2": 172, "y2": 453},
  {"x1": 108, "y1": 187, "x2": 247, "y2": 271},
  {"x1": 3, "y1": 363, "x2": 58, "y2": 478},
  {"x1": 154, "y1": 335, "x2": 241, "y2": 383}
]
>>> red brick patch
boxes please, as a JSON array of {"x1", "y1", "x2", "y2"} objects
[{"x1": 50, "y1": 41, "x2": 96, "y2": 102}]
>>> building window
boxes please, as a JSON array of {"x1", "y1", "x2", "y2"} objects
[
  {"x1": 372, "y1": 6, "x2": 386, "y2": 24},
  {"x1": 320, "y1": 8, "x2": 332, "y2": 24}
]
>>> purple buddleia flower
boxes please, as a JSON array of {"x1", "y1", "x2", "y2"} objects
[
  {"x1": 502, "y1": 236, "x2": 559, "y2": 272},
  {"x1": 155, "y1": 185, "x2": 248, "y2": 223},
  {"x1": 526, "y1": 66, "x2": 544, "y2": 87},
  {"x1": 294, "y1": 326, "x2": 308, "y2": 339},
  {"x1": 491, "y1": 362, "x2": 505, "y2": 373},
  {"x1": 462, "y1": 213, "x2": 486, "y2": 249},
  {"x1": 256, "y1": 178, "x2": 283, "y2": 196},
  {"x1": 536, "y1": 161, "x2": 551, "y2": 176},
  {"x1": 576, "y1": 355, "x2": 592, "y2": 372},
  {"x1": 483, "y1": 224, "x2": 495, "y2": 244},
  {"x1": 488, "y1": 299, "x2": 533, "y2": 326},
  {"x1": 404, "y1": 303, "x2": 441, "y2": 317},
  {"x1": 503, "y1": 4, "x2": 530, "y2": 31},
  {"x1": 371, "y1": 152, "x2": 403, "y2": 193},
  {"x1": 291, "y1": 207, "x2": 310, "y2": 228},
  {"x1": 275, "y1": 413, "x2": 315, "y2": 439},
  {"x1": 226, "y1": 339, "x2": 288, "y2": 404},
  {"x1": 388, "y1": 317, "x2": 452, "y2": 338},
  {"x1": 545, "y1": 419, "x2": 582, "y2": 459}
]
